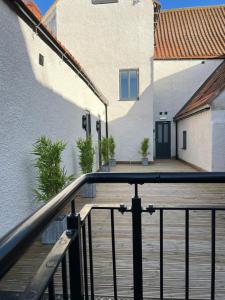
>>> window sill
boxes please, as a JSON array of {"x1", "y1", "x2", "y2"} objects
[{"x1": 119, "y1": 98, "x2": 139, "y2": 101}]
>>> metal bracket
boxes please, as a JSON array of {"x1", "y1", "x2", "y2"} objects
[
  {"x1": 118, "y1": 203, "x2": 128, "y2": 214},
  {"x1": 146, "y1": 204, "x2": 155, "y2": 215}
]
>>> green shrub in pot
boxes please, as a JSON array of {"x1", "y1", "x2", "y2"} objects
[
  {"x1": 139, "y1": 138, "x2": 150, "y2": 166},
  {"x1": 76, "y1": 136, "x2": 96, "y2": 198},
  {"x1": 33, "y1": 136, "x2": 73, "y2": 244},
  {"x1": 108, "y1": 136, "x2": 116, "y2": 167},
  {"x1": 101, "y1": 137, "x2": 110, "y2": 172}
]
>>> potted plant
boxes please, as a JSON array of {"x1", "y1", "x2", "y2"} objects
[
  {"x1": 100, "y1": 137, "x2": 110, "y2": 172},
  {"x1": 33, "y1": 136, "x2": 74, "y2": 244},
  {"x1": 76, "y1": 136, "x2": 96, "y2": 198},
  {"x1": 139, "y1": 138, "x2": 150, "y2": 166},
  {"x1": 108, "y1": 136, "x2": 116, "y2": 167}
]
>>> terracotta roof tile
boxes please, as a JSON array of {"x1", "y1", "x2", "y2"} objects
[
  {"x1": 174, "y1": 61, "x2": 225, "y2": 119},
  {"x1": 155, "y1": 6, "x2": 225, "y2": 59},
  {"x1": 22, "y1": 0, "x2": 42, "y2": 20}
]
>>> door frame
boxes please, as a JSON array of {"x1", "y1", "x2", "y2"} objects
[{"x1": 155, "y1": 121, "x2": 171, "y2": 159}]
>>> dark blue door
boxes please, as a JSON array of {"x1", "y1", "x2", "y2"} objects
[{"x1": 156, "y1": 121, "x2": 171, "y2": 159}]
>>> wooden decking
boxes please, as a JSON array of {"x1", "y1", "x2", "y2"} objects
[{"x1": 1, "y1": 160, "x2": 225, "y2": 299}]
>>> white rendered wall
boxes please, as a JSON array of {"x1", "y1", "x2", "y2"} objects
[
  {"x1": 211, "y1": 90, "x2": 225, "y2": 171},
  {"x1": 154, "y1": 60, "x2": 223, "y2": 157},
  {"x1": 55, "y1": 0, "x2": 154, "y2": 162},
  {"x1": 177, "y1": 110, "x2": 212, "y2": 171},
  {"x1": 0, "y1": 2, "x2": 106, "y2": 237}
]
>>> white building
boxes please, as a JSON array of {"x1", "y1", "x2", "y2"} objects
[
  {"x1": 154, "y1": 6, "x2": 225, "y2": 159},
  {"x1": 43, "y1": 0, "x2": 160, "y2": 162},
  {"x1": 43, "y1": 2, "x2": 225, "y2": 167},
  {"x1": 175, "y1": 61, "x2": 225, "y2": 171},
  {"x1": 0, "y1": 0, "x2": 108, "y2": 237},
  {"x1": 0, "y1": 0, "x2": 224, "y2": 237}
]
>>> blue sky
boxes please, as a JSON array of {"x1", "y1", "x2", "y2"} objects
[{"x1": 36, "y1": 0, "x2": 225, "y2": 14}]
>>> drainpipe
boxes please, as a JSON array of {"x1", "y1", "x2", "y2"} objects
[
  {"x1": 105, "y1": 104, "x2": 109, "y2": 139},
  {"x1": 175, "y1": 120, "x2": 178, "y2": 160}
]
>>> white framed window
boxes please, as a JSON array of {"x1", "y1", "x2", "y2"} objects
[
  {"x1": 92, "y1": 0, "x2": 118, "y2": 4},
  {"x1": 119, "y1": 69, "x2": 139, "y2": 101}
]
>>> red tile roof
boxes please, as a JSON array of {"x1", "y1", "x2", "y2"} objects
[
  {"x1": 174, "y1": 61, "x2": 225, "y2": 120},
  {"x1": 155, "y1": 6, "x2": 225, "y2": 59},
  {"x1": 22, "y1": 0, "x2": 42, "y2": 20}
]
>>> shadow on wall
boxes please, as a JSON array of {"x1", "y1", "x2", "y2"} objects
[
  {"x1": 153, "y1": 60, "x2": 222, "y2": 118},
  {"x1": 153, "y1": 60, "x2": 222, "y2": 157},
  {"x1": 0, "y1": 3, "x2": 103, "y2": 237},
  {"x1": 108, "y1": 80, "x2": 154, "y2": 162}
]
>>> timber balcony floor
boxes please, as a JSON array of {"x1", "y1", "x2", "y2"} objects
[{"x1": 1, "y1": 160, "x2": 225, "y2": 299}]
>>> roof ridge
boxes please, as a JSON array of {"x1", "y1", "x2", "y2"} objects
[{"x1": 161, "y1": 4, "x2": 225, "y2": 13}]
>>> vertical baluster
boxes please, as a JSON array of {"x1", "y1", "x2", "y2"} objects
[
  {"x1": 67, "y1": 213, "x2": 84, "y2": 300},
  {"x1": 82, "y1": 223, "x2": 89, "y2": 300},
  {"x1": 160, "y1": 209, "x2": 164, "y2": 300},
  {"x1": 71, "y1": 200, "x2": 75, "y2": 214},
  {"x1": 132, "y1": 184, "x2": 143, "y2": 300},
  {"x1": 185, "y1": 209, "x2": 189, "y2": 300},
  {"x1": 61, "y1": 255, "x2": 68, "y2": 300},
  {"x1": 211, "y1": 209, "x2": 216, "y2": 300},
  {"x1": 48, "y1": 277, "x2": 55, "y2": 300},
  {"x1": 88, "y1": 213, "x2": 95, "y2": 300},
  {"x1": 111, "y1": 209, "x2": 118, "y2": 300}
]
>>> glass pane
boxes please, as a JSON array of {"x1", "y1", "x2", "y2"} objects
[
  {"x1": 158, "y1": 123, "x2": 162, "y2": 143},
  {"x1": 130, "y1": 70, "x2": 138, "y2": 99},
  {"x1": 164, "y1": 123, "x2": 168, "y2": 143},
  {"x1": 120, "y1": 71, "x2": 129, "y2": 99}
]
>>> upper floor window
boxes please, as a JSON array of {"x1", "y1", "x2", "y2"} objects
[
  {"x1": 120, "y1": 69, "x2": 139, "y2": 101},
  {"x1": 92, "y1": 0, "x2": 118, "y2": 4}
]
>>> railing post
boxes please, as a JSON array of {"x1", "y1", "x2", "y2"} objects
[
  {"x1": 132, "y1": 184, "x2": 143, "y2": 300},
  {"x1": 67, "y1": 213, "x2": 84, "y2": 300}
]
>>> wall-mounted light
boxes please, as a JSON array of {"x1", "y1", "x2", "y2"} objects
[
  {"x1": 96, "y1": 120, "x2": 101, "y2": 132},
  {"x1": 82, "y1": 115, "x2": 87, "y2": 130}
]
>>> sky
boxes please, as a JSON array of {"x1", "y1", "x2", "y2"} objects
[{"x1": 36, "y1": 0, "x2": 225, "y2": 14}]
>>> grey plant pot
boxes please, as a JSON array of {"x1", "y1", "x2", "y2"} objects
[
  {"x1": 42, "y1": 215, "x2": 67, "y2": 245},
  {"x1": 100, "y1": 164, "x2": 110, "y2": 172},
  {"x1": 142, "y1": 157, "x2": 149, "y2": 166},
  {"x1": 109, "y1": 158, "x2": 116, "y2": 167},
  {"x1": 80, "y1": 183, "x2": 96, "y2": 198}
]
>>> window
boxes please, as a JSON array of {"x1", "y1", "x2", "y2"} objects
[
  {"x1": 120, "y1": 69, "x2": 139, "y2": 100},
  {"x1": 182, "y1": 131, "x2": 187, "y2": 150},
  {"x1": 39, "y1": 54, "x2": 44, "y2": 66},
  {"x1": 92, "y1": 0, "x2": 118, "y2": 4}
]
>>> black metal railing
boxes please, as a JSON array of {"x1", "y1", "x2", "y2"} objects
[{"x1": 0, "y1": 172, "x2": 225, "y2": 300}]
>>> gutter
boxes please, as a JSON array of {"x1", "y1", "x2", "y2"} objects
[
  {"x1": 174, "y1": 105, "x2": 211, "y2": 121},
  {"x1": 7, "y1": 0, "x2": 108, "y2": 107}
]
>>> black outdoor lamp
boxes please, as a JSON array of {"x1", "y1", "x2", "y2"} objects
[
  {"x1": 96, "y1": 120, "x2": 101, "y2": 132},
  {"x1": 82, "y1": 115, "x2": 87, "y2": 130}
]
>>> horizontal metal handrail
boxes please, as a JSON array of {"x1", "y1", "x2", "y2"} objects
[
  {"x1": 86, "y1": 172, "x2": 225, "y2": 184},
  {"x1": 0, "y1": 172, "x2": 225, "y2": 279}
]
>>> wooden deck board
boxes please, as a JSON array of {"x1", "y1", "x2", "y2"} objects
[{"x1": 1, "y1": 160, "x2": 225, "y2": 299}]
